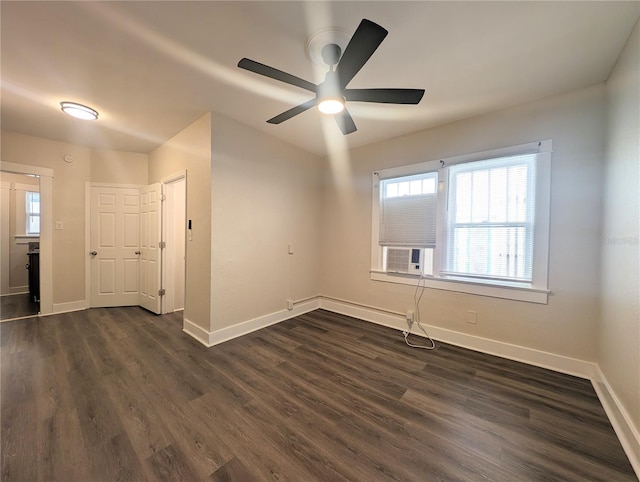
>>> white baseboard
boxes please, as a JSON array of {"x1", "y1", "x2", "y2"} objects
[
  {"x1": 52, "y1": 300, "x2": 88, "y2": 314},
  {"x1": 183, "y1": 318, "x2": 212, "y2": 347},
  {"x1": 318, "y1": 296, "x2": 638, "y2": 478},
  {"x1": 183, "y1": 298, "x2": 321, "y2": 348},
  {"x1": 592, "y1": 365, "x2": 640, "y2": 478},
  {"x1": 318, "y1": 296, "x2": 595, "y2": 379},
  {"x1": 5, "y1": 287, "x2": 29, "y2": 295},
  {"x1": 180, "y1": 294, "x2": 638, "y2": 478}
]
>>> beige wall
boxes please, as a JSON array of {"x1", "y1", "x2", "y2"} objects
[
  {"x1": 1, "y1": 131, "x2": 152, "y2": 305},
  {"x1": 320, "y1": 84, "x2": 607, "y2": 362},
  {"x1": 600, "y1": 19, "x2": 640, "y2": 452},
  {"x1": 149, "y1": 113, "x2": 212, "y2": 332},
  {"x1": 209, "y1": 113, "x2": 321, "y2": 331},
  {"x1": 91, "y1": 149, "x2": 148, "y2": 184},
  {"x1": 1, "y1": 131, "x2": 91, "y2": 304}
]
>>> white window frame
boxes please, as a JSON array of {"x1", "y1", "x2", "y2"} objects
[{"x1": 371, "y1": 140, "x2": 552, "y2": 304}]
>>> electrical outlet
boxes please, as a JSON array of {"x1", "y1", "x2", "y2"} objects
[
  {"x1": 288, "y1": 244, "x2": 294, "y2": 255},
  {"x1": 287, "y1": 299, "x2": 294, "y2": 311},
  {"x1": 406, "y1": 310, "x2": 414, "y2": 324},
  {"x1": 467, "y1": 310, "x2": 477, "y2": 324}
]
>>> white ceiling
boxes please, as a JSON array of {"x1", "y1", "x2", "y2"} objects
[{"x1": 2, "y1": 1, "x2": 638, "y2": 157}]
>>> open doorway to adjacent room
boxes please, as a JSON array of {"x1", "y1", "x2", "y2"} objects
[
  {"x1": 0, "y1": 171, "x2": 41, "y2": 321},
  {"x1": 162, "y1": 172, "x2": 186, "y2": 322}
]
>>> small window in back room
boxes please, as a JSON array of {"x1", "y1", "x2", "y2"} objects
[{"x1": 26, "y1": 191, "x2": 40, "y2": 235}]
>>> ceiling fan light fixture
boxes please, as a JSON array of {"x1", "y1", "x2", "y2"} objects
[
  {"x1": 60, "y1": 101, "x2": 99, "y2": 120},
  {"x1": 317, "y1": 97, "x2": 345, "y2": 115}
]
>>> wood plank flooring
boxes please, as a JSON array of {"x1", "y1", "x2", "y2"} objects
[
  {"x1": 1, "y1": 307, "x2": 636, "y2": 481},
  {"x1": 0, "y1": 294, "x2": 39, "y2": 321}
]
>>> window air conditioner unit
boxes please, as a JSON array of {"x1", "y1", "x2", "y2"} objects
[{"x1": 386, "y1": 248, "x2": 423, "y2": 275}]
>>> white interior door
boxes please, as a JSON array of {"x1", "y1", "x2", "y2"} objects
[
  {"x1": 90, "y1": 186, "x2": 140, "y2": 307},
  {"x1": 139, "y1": 183, "x2": 162, "y2": 314}
]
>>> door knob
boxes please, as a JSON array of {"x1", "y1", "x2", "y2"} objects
[
  {"x1": 135, "y1": 251, "x2": 141, "y2": 255},
  {"x1": 90, "y1": 251, "x2": 97, "y2": 256}
]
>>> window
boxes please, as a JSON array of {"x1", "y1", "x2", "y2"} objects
[
  {"x1": 371, "y1": 140, "x2": 551, "y2": 303},
  {"x1": 380, "y1": 171, "x2": 438, "y2": 247},
  {"x1": 444, "y1": 154, "x2": 535, "y2": 283},
  {"x1": 26, "y1": 191, "x2": 40, "y2": 235}
]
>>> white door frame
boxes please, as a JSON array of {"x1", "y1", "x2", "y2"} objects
[
  {"x1": 0, "y1": 161, "x2": 53, "y2": 315},
  {"x1": 161, "y1": 170, "x2": 187, "y2": 314}
]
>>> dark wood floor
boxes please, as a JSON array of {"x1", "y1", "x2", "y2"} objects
[
  {"x1": 1, "y1": 307, "x2": 636, "y2": 481},
  {"x1": 0, "y1": 293, "x2": 39, "y2": 321}
]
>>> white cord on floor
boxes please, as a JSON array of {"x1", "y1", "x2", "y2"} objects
[{"x1": 402, "y1": 273, "x2": 436, "y2": 350}]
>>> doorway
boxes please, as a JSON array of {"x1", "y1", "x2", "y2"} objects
[
  {"x1": 86, "y1": 174, "x2": 186, "y2": 319},
  {"x1": 162, "y1": 173, "x2": 186, "y2": 316},
  {"x1": 0, "y1": 161, "x2": 54, "y2": 321},
  {"x1": 0, "y1": 170, "x2": 48, "y2": 321}
]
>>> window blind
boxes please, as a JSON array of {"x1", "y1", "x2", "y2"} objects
[
  {"x1": 379, "y1": 172, "x2": 438, "y2": 247},
  {"x1": 443, "y1": 153, "x2": 536, "y2": 282}
]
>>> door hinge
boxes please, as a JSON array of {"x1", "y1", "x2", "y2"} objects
[
  {"x1": 158, "y1": 288, "x2": 166, "y2": 296},
  {"x1": 159, "y1": 241, "x2": 166, "y2": 249},
  {"x1": 160, "y1": 194, "x2": 166, "y2": 201}
]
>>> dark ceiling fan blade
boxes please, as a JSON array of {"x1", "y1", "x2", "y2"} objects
[
  {"x1": 344, "y1": 88, "x2": 425, "y2": 104},
  {"x1": 334, "y1": 108, "x2": 357, "y2": 135},
  {"x1": 336, "y1": 19, "x2": 388, "y2": 89},
  {"x1": 267, "y1": 99, "x2": 317, "y2": 124},
  {"x1": 238, "y1": 58, "x2": 317, "y2": 93}
]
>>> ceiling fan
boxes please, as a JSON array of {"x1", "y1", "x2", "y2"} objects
[{"x1": 238, "y1": 19, "x2": 425, "y2": 135}]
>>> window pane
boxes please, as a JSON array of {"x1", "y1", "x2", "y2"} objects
[
  {"x1": 508, "y1": 165, "x2": 528, "y2": 222},
  {"x1": 423, "y1": 248, "x2": 434, "y2": 276},
  {"x1": 31, "y1": 193, "x2": 40, "y2": 214},
  {"x1": 451, "y1": 226, "x2": 529, "y2": 280},
  {"x1": 422, "y1": 177, "x2": 436, "y2": 194},
  {"x1": 446, "y1": 154, "x2": 535, "y2": 282},
  {"x1": 471, "y1": 170, "x2": 489, "y2": 223},
  {"x1": 25, "y1": 191, "x2": 41, "y2": 235},
  {"x1": 382, "y1": 172, "x2": 438, "y2": 199},
  {"x1": 489, "y1": 167, "x2": 507, "y2": 222},
  {"x1": 409, "y1": 180, "x2": 422, "y2": 195},
  {"x1": 455, "y1": 172, "x2": 472, "y2": 223},
  {"x1": 28, "y1": 215, "x2": 40, "y2": 235}
]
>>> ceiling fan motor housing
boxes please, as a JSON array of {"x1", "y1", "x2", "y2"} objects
[
  {"x1": 321, "y1": 44, "x2": 342, "y2": 67},
  {"x1": 317, "y1": 70, "x2": 343, "y2": 101}
]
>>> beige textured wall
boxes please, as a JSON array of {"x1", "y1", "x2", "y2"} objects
[
  {"x1": 320, "y1": 84, "x2": 606, "y2": 362},
  {"x1": 600, "y1": 19, "x2": 640, "y2": 452},
  {"x1": 91, "y1": 149, "x2": 148, "y2": 184},
  {"x1": 1, "y1": 131, "x2": 91, "y2": 304},
  {"x1": 209, "y1": 113, "x2": 322, "y2": 331},
  {"x1": 149, "y1": 113, "x2": 212, "y2": 332}
]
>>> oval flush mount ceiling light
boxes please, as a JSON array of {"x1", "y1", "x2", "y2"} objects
[{"x1": 60, "y1": 101, "x2": 99, "y2": 120}]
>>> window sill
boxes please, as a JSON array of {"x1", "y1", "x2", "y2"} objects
[
  {"x1": 370, "y1": 270, "x2": 549, "y2": 304},
  {"x1": 15, "y1": 235, "x2": 40, "y2": 245}
]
